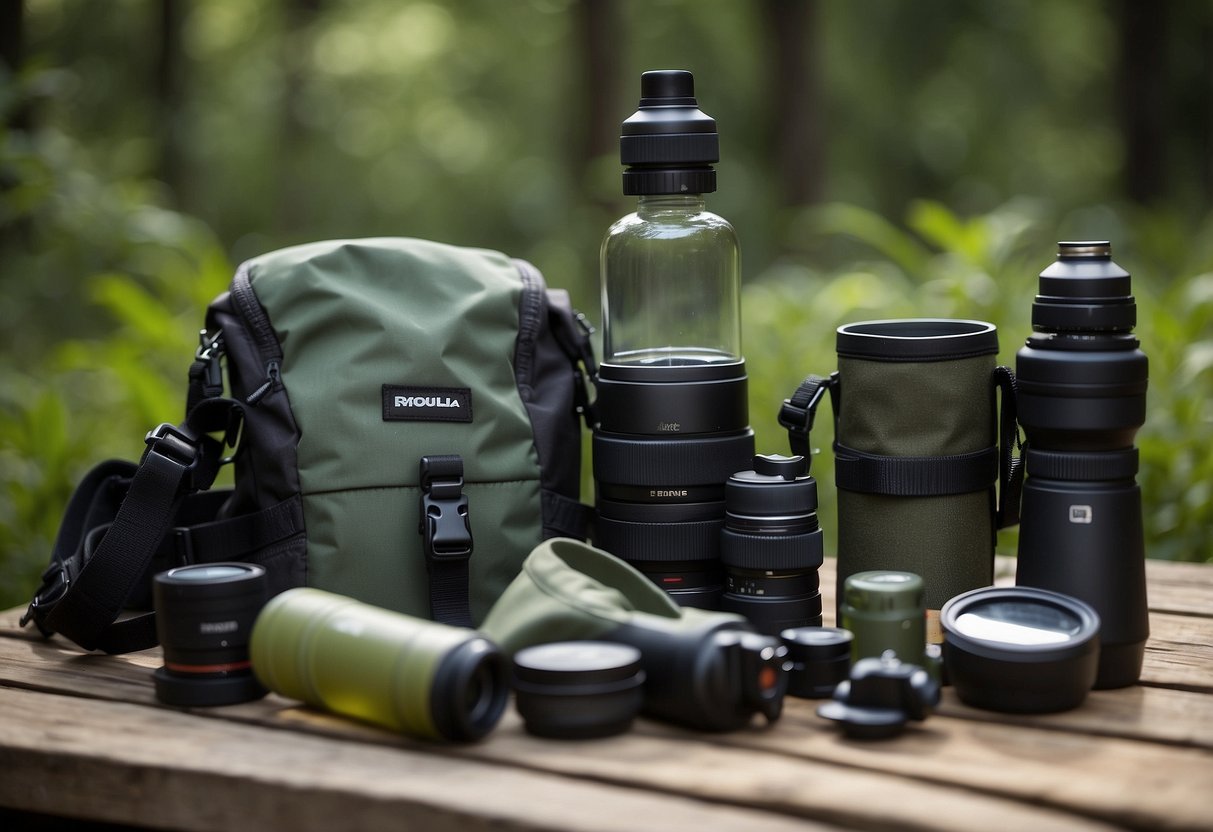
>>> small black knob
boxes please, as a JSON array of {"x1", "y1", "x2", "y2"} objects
[{"x1": 752, "y1": 454, "x2": 807, "y2": 480}]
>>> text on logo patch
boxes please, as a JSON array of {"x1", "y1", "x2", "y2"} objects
[{"x1": 382, "y1": 385, "x2": 473, "y2": 423}]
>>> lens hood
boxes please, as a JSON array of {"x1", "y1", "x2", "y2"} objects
[{"x1": 941, "y1": 586, "x2": 1100, "y2": 713}]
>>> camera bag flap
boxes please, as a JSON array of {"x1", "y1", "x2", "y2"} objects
[{"x1": 24, "y1": 238, "x2": 596, "y2": 653}]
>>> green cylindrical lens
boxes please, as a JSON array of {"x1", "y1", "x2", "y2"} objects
[
  {"x1": 840, "y1": 571, "x2": 926, "y2": 665},
  {"x1": 250, "y1": 588, "x2": 508, "y2": 742}
]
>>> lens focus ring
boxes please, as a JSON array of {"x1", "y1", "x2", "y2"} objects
[{"x1": 721, "y1": 528, "x2": 824, "y2": 571}]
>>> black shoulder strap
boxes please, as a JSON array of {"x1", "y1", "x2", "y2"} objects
[
  {"x1": 19, "y1": 398, "x2": 253, "y2": 653},
  {"x1": 22, "y1": 412, "x2": 227, "y2": 652}
]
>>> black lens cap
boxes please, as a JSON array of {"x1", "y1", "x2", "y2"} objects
[
  {"x1": 941, "y1": 587, "x2": 1101, "y2": 713},
  {"x1": 512, "y1": 642, "x2": 646, "y2": 739},
  {"x1": 781, "y1": 627, "x2": 852, "y2": 699}
]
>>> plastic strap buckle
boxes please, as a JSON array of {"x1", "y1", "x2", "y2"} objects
[
  {"x1": 419, "y1": 455, "x2": 472, "y2": 565},
  {"x1": 142, "y1": 422, "x2": 220, "y2": 493},
  {"x1": 419, "y1": 455, "x2": 473, "y2": 627},
  {"x1": 778, "y1": 372, "x2": 838, "y2": 460},
  {"x1": 19, "y1": 561, "x2": 71, "y2": 635}
]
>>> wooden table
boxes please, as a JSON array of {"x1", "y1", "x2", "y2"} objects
[{"x1": 1, "y1": 557, "x2": 1211, "y2": 831}]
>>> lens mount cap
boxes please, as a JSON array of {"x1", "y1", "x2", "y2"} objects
[{"x1": 941, "y1": 586, "x2": 1101, "y2": 713}]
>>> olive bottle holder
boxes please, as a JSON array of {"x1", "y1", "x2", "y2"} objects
[{"x1": 779, "y1": 319, "x2": 1022, "y2": 642}]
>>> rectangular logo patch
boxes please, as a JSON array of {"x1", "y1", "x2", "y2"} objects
[{"x1": 382, "y1": 385, "x2": 473, "y2": 423}]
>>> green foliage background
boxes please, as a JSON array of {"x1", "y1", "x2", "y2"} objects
[{"x1": 1, "y1": 0, "x2": 1210, "y2": 610}]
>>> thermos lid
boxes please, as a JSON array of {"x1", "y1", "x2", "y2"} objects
[
  {"x1": 843, "y1": 571, "x2": 924, "y2": 613},
  {"x1": 941, "y1": 586, "x2": 1101, "y2": 713}
]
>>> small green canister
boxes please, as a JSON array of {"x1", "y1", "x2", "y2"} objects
[{"x1": 840, "y1": 571, "x2": 926, "y2": 665}]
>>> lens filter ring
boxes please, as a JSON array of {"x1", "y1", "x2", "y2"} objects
[{"x1": 941, "y1": 586, "x2": 1100, "y2": 713}]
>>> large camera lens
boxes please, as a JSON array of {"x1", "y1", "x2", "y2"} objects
[
  {"x1": 153, "y1": 562, "x2": 269, "y2": 707},
  {"x1": 1015, "y1": 241, "x2": 1149, "y2": 689},
  {"x1": 250, "y1": 588, "x2": 509, "y2": 742},
  {"x1": 720, "y1": 454, "x2": 823, "y2": 634}
]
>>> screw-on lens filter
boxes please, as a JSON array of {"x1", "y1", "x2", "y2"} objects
[
  {"x1": 512, "y1": 642, "x2": 645, "y2": 739},
  {"x1": 941, "y1": 586, "x2": 1100, "y2": 713}
]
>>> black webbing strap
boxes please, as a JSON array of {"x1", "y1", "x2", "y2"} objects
[
  {"x1": 778, "y1": 367, "x2": 1023, "y2": 509},
  {"x1": 833, "y1": 443, "x2": 998, "y2": 496},
  {"x1": 25, "y1": 421, "x2": 224, "y2": 653},
  {"x1": 994, "y1": 365, "x2": 1023, "y2": 529},
  {"x1": 778, "y1": 373, "x2": 839, "y2": 461},
  {"x1": 541, "y1": 488, "x2": 594, "y2": 541},
  {"x1": 419, "y1": 455, "x2": 473, "y2": 627}
]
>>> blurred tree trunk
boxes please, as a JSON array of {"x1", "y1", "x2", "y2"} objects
[
  {"x1": 1, "y1": 1, "x2": 27, "y2": 126},
  {"x1": 155, "y1": 0, "x2": 186, "y2": 201},
  {"x1": 276, "y1": 0, "x2": 323, "y2": 236},
  {"x1": 573, "y1": 0, "x2": 621, "y2": 207},
  {"x1": 764, "y1": 0, "x2": 822, "y2": 207},
  {"x1": 1115, "y1": 0, "x2": 1168, "y2": 206},
  {"x1": 1, "y1": 0, "x2": 31, "y2": 245}
]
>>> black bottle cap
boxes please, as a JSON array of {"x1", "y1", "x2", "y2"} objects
[{"x1": 620, "y1": 70, "x2": 718, "y2": 195}]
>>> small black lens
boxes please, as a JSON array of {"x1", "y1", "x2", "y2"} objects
[
  {"x1": 153, "y1": 562, "x2": 268, "y2": 707},
  {"x1": 720, "y1": 454, "x2": 824, "y2": 635}
]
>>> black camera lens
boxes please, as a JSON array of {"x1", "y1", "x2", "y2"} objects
[
  {"x1": 720, "y1": 454, "x2": 824, "y2": 635},
  {"x1": 593, "y1": 368, "x2": 755, "y2": 609},
  {"x1": 1015, "y1": 241, "x2": 1150, "y2": 690},
  {"x1": 153, "y1": 562, "x2": 269, "y2": 707}
]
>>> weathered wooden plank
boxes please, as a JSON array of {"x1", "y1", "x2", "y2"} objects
[
  {"x1": 2, "y1": 632, "x2": 1210, "y2": 754},
  {"x1": 937, "y1": 684, "x2": 1213, "y2": 748},
  {"x1": 0, "y1": 632, "x2": 1198, "y2": 831},
  {"x1": 1144, "y1": 559, "x2": 1213, "y2": 616},
  {"x1": 0, "y1": 687, "x2": 832, "y2": 832},
  {"x1": 685, "y1": 699, "x2": 1213, "y2": 832},
  {"x1": 0, "y1": 685, "x2": 1121, "y2": 832},
  {"x1": 1140, "y1": 612, "x2": 1213, "y2": 692}
]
